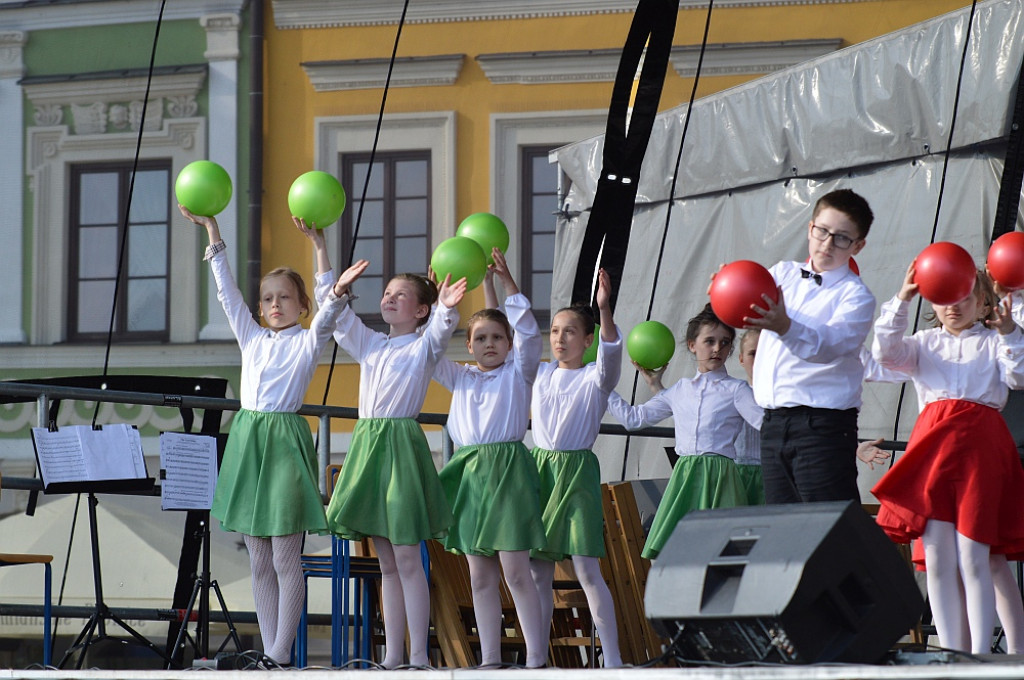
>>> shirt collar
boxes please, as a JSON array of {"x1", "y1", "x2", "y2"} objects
[{"x1": 269, "y1": 324, "x2": 304, "y2": 339}]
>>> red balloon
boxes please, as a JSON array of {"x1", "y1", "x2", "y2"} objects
[
  {"x1": 987, "y1": 232, "x2": 1024, "y2": 291},
  {"x1": 915, "y1": 242, "x2": 976, "y2": 305},
  {"x1": 709, "y1": 260, "x2": 778, "y2": 328}
]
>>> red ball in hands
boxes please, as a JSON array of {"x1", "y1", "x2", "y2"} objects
[
  {"x1": 915, "y1": 242, "x2": 976, "y2": 305},
  {"x1": 709, "y1": 260, "x2": 778, "y2": 328},
  {"x1": 987, "y1": 232, "x2": 1024, "y2": 291}
]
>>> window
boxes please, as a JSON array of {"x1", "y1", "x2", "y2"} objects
[
  {"x1": 341, "y1": 151, "x2": 431, "y2": 329},
  {"x1": 520, "y1": 145, "x2": 563, "y2": 328},
  {"x1": 68, "y1": 162, "x2": 170, "y2": 342}
]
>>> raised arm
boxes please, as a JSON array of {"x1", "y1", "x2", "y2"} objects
[{"x1": 294, "y1": 217, "x2": 332, "y2": 277}]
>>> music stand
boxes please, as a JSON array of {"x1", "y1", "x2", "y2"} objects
[
  {"x1": 10, "y1": 374, "x2": 231, "y2": 669},
  {"x1": 165, "y1": 432, "x2": 242, "y2": 665},
  {"x1": 58, "y1": 482, "x2": 173, "y2": 669}
]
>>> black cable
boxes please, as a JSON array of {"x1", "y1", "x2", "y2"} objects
[
  {"x1": 91, "y1": 0, "x2": 167, "y2": 426},
  {"x1": 620, "y1": 1, "x2": 715, "y2": 480},
  {"x1": 318, "y1": 0, "x2": 411, "y2": 411},
  {"x1": 890, "y1": 0, "x2": 978, "y2": 449}
]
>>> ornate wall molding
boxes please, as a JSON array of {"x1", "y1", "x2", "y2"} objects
[
  {"x1": 669, "y1": 38, "x2": 842, "y2": 77},
  {"x1": 22, "y1": 68, "x2": 205, "y2": 135},
  {"x1": 271, "y1": 0, "x2": 869, "y2": 29},
  {"x1": 301, "y1": 54, "x2": 464, "y2": 91},
  {"x1": 0, "y1": 0, "x2": 245, "y2": 31},
  {"x1": 477, "y1": 49, "x2": 622, "y2": 85}
]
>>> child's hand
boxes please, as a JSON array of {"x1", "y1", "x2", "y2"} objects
[
  {"x1": 293, "y1": 216, "x2": 325, "y2": 248},
  {"x1": 897, "y1": 261, "x2": 919, "y2": 302},
  {"x1": 596, "y1": 268, "x2": 612, "y2": 310},
  {"x1": 438, "y1": 274, "x2": 468, "y2": 308},
  {"x1": 988, "y1": 295, "x2": 1018, "y2": 335},
  {"x1": 745, "y1": 287, "x2": 790, "y2": 335},
  {"x1": 489, "y1": 248, "x2": 520, "y2": 294},
  {"x1": 634, "y1": 360, "x2": 667, "y2": 393},
  {"x1": 706, "y1": 263, "x2": 727, "y2": 296},
  {"x1": 179, "y1": 204, "x2": 214, "y2": 228},
  {"x1": 335, "y1": 259, "x2": 370, "y2": 296},
  {"x1": 856, "y1": 438, "x2": 891, "y2": 470},
  {"x1": 987, "y1": 265, "x2": 1010, "y2": 299}
]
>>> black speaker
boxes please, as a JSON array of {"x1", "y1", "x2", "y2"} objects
[{"x1": 645, "y1": 500, "x2": 924, "y2": 664}]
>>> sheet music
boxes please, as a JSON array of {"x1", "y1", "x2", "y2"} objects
[
  {"x1": 159, "y1": 432, "x2": 217, "y2": 511},
  {"x1": 31, "y1": 424, "x2": 148, "y2": 486}
]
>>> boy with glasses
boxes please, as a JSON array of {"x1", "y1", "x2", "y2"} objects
[{"x1": 741, "y1": 188, "x2": 875, "y2": 504}]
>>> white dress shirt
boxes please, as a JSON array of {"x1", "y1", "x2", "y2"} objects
[
  {"x1": 211, "y1": 250, "x2": 347, "y2": 412},
  {"x1": 753, "y1": 260, "x2": 875, "y2": 410},
  {"x1": 315, "y1": 270, "x2": 459, "y2": 418},
  {"x1": 434, "y1": 294, "x2": 542, "y2": 448},
  {"x1": 530, "y1": 328, "x2": 623, "y2": 451},
  {"x1": 607, "y1": 367, "x2": 763, "y2": 460},
  {"x1": 872, "y1": 294, "x2": 1024, "y2": 411}
]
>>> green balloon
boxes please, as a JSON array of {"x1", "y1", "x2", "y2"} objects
[
  {"x1": 288, "y1": 171, "x2": 347, "y2": 229},
  {"x1": 456, "y1": 213, "x2": 509, "y2": 265},
  {"x1": 582, "y1": 323, "x2": 600, "y2": 365},
  {"x1": 175, "y1": 160, "x2": 232, "y2": 217},
  {"x1": 431, "y1": 236, "x2": 488, "y2": 291},
  {"x1": 627, "y1": 320, "x2": 676, "y2": 370}
]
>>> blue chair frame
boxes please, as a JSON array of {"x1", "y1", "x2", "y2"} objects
[{"x1": 0, "y1": 553, "x2": 52, "y2": 666}]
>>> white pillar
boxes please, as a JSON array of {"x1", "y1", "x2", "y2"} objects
[
  {"x1": 0, "y1": 32, "x2": 27, "y2": 344},
  {"x1": 199, "y1": 13, "x2": 241, "y2": 340}
]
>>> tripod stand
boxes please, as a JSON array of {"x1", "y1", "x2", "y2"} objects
[
  {"x1": 169, "y1": 511, "x2": 242, "y2": 666},
  {"x1": 60, "y1": 490, "x2": 174, "y2": 669}
]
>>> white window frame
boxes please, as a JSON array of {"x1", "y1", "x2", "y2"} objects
[
  {"x1": 314, "y1": 112, "x2": 456, "y2": 275},
  {"x1": 26, "y1": 118, "x2": 205, "y2": 345},
  {"x1": 490, "y1": 110, "x2": 606, "y2": 287}
]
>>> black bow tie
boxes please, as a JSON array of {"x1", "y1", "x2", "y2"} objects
[{"x1": 801, "y1": 269, "x2": 822, "y2": 285}]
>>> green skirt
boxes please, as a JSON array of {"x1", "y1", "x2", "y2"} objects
[
  {"x1": 326, "y1": 418, "x2": 452, "y2": 545},
  {"x1": 642, "y1": 454, "x2": 747, "y2": 559},
  {"x1": 736, "y1": 463, "x2": 766, "y2": 506},
  {"x1": 439, "y1": 441, "x2": 545, "y2": 556},
  {"x1": 531, "y1": 448, "x2": 605, "y2": 561},
  {"x1": 211, "y1": 409, "x2": 328, "y2": 537}
]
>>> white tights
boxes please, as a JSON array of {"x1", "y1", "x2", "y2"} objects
[
  {"x1": 531, "y1": 555, "x2": 622, "y2": 667},
  {"x1": 466, "y1": 551, "x2": 547, "y2": 668},
  {"x1": 991, "y1": 554, "x2": 1024, "y2": 653},
  {"x1": 243, "y1": 533, "x2": 305, "y2": 664},
  {"x1": 921, "y1": 520, "x2": 994, "y2": 653},
  {"x1": 373, "y1": 537, "x2": 430, "y2": 668}
]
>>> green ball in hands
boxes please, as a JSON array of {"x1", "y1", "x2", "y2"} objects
[
  {"x1": 582, "y1": 323, "x2": 600, "y2": 365},
  {"x1": 456, "y1": 213, "x2": 509, "y2": 265},
  {"x1": 431, "y1": 236, "x2": 488, "y2": 291},
  {"x1": 175, "y1": 160, "x2": 232, "y2": 217},
  {"x1": 627, "y1": 320, "x2": 675, "y2": 370},
  {"x1": 288, "y1": 171, "x2": 346, "y2": 229}
]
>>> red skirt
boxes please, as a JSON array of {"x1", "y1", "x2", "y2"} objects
[{"x1": 872, "y1": 399, "x2": 1024, "y2": 560}]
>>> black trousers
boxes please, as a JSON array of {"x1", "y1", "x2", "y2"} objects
[{"x1": 760, "y1": 406, "x2": 859, "y2": 504}]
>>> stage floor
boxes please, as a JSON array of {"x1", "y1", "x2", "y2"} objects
[{"x1": 6, "y1": 656, "x2": 1024, "y2": 680}]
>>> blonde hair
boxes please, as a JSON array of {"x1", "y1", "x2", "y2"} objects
[{"x1": 261, "y1": 267, "x2": 310, "y2": 317}]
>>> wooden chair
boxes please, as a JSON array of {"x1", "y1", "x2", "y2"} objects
[
  {"x1": 0, "y1": 472, "x2": 53, "y2": 666},
  {"x1": 424, "y1": 540, "x2": 526, "y2": 668}
]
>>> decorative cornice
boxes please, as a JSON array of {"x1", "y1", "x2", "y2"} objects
[
  {"x1": 201, "y1": 13, "x2": 241, "y2": 62},
  {"x1": 301, "y1": 54, "x2": 464, "y2": 91},
  {"x1": 669, "y1": 38, "x2": 842, "y2": 77},
  {"x1": 271, "y1": 0, "x2": 870, "y2": 29},
  {"x1": 0, "y1": 0, "x2": 245, "y2": 31},
  {"x1": 476, "y1": 49, "x2": 623, "y2": 85},
  {"x1": 23, "y1": 68, "x2": 206, "y2": 135},
  {"x1": 0, "y1": 30, "x2": 26, "y2": 80},
  {"x1": 475, "y1": 39, "x2": 842, "y2": 85}
]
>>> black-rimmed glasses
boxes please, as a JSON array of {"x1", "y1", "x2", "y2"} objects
[{"x1": 810, "y1": 224, "x2": 859, "y2": 250}]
